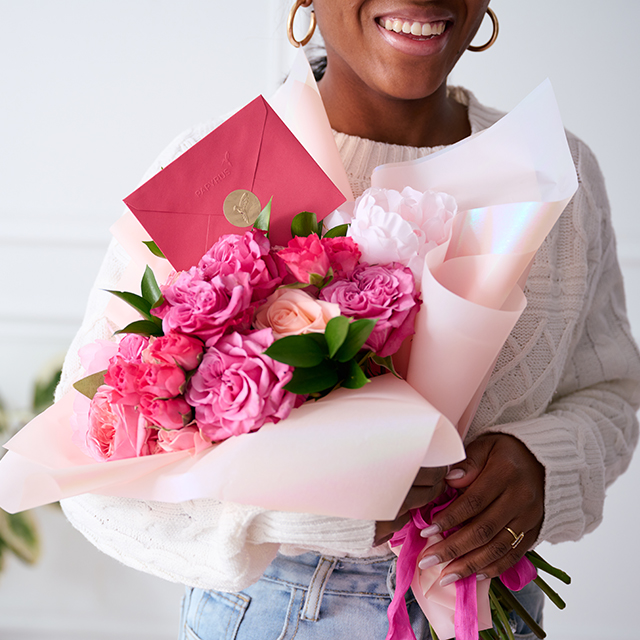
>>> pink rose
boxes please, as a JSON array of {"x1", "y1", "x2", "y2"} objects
[
  {"x1": 277, "y1": 234, "x2": 331, "y2": 284},
  {"x1": 153, "y1": 269, "x2": 252, "y2": 344},
  {"x1": 143, "y1": 332, "x2": 204, "y2": 371},
  {"x1": 198, "y1": 230, "x2": 286, "y2": 301},
  {"x1": 104, "y1": 359, "x2": 145, "y2": 406},
  {"x1": 73, "y1": 385, "x2": 155, "y2": 461},
  {"x1": 319, "y1": 263, "x2": 421, "y2": 357},
  {"x1": 186, "y1": 329, "x2": 297, "y2": 441},
  {"x1": 117, "y1": 333, "x2": 149, "y2": 363},
  {"x1": 139, "y1": 396, "x2": 192, "y2": 430},
  {"x1": 322, "y1": 236, "x2": 362, "y2": 278},
  {"x1": 254, "y1": 289, "x2": 341, "y2": 339},
  {"x1": 156, "y1": 426, "x2": 211, "y2": 454},
  {"x1": 137, "y1": 362, "x2": 186, "y2": 399},
  {"x1": 78, "y1": 339, "x2": 119, "y2": 375}
]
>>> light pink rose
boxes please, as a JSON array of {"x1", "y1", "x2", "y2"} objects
[
  {"x1": 186, "y1": 329, "x2": 297, "y2": 441},
  {"x1": 198, "y1": 230, "x2": 286, "y2": 301},
  {"x1": 139, "y1": 396, "x2": 192, "y2": 430},
  {"x1": 117, "y1": 333, "x2": 149, "y2": 363},
  {"x1": 78, "y1": 340, "x2": 119, "y2": 375},
  {"x1": 156, "y1": 426, "x2": 211, "y2": 454},
  {"x1": 254, "y1": 289, "x2": 341, "y2": 339},
  {"x1": 73, "y1": 385, "x2": 155, "y2": 461},
  {"x1": 277, "y1": 234, "x2": 331, "y2": 284},
  {"x1": 319, "y1": 262, "x2": 421, "y2": 357},
  {"x1": 153, "y1": 269, "x2": 252, "y2": 344},
  {"x1": 143, "y1": 332, "x2": 204, "y2": 371},
  {"x1": 322, "y1": 236, "x2": 362, "y2": 278}
]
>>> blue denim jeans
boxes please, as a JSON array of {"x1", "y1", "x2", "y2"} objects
[{"x1": 178, "y1": 552, "x2": 544, "y2": 640}]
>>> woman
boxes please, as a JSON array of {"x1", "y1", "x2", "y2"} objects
[{"x1": 57, "y1": 1, "x2": 640, "y2": 638}]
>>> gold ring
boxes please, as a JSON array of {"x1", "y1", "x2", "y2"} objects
[{"x1": 505, "y1": 527, "x2": 525, "y2": 549}]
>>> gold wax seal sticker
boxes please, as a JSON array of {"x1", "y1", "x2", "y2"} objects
[{"x1": 223, "y1": 189, "x2": 261, "y2": 227}]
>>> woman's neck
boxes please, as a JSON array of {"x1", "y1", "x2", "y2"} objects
[{"x1": 318, "y1": 69, "x2": 470, "y2": 148}]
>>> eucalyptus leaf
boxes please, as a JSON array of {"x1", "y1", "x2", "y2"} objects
[
  {"x1": 114, "y1": 320, "x2": 164, "y2": 337},
  {"x1": 323, "y1": 223, "x2": 349, "y2": 238},
  {"x1": 340, "y1": 359, "x2": 370, "y2": 389},
  {"x1": 142, "y1": 240, "x2": 166, "y2": 259},
  {"x1": 265, "y1": 335, "x2": 326, "y2": 368},
  {"x1": 291, "y1": 211, "x2": 319, "y2": 238},
  {"x1": 73, "y1": 370, "x2": 107, "y2": 400},
  {"x1": 253, "y1": 197, "x2": 272, "y2": 235},
  {"x1": 141, "y1": 266, "x2": 163, "y2": 306},
  {"x1": 106, "y1": 290, "x2": 153, "y2": 320},
  {"x1": 325, "y1": 316, "x2": 350, "y2": 358},
  {"x1": 335, "y1": 318, "x2": 377, "y2": 362},
  {"x1": 284, "y1": 362, "x2": 339, "y2": 395}
]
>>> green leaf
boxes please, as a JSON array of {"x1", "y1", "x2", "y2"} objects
[
  {"x1": 253, "y1": 197, "x2": 272, "y2": 235},
  {"x1": 291, "y1": 211, "x2": 319, "y2": 238},
  {"x1": 322, "y1": 223, "x2": 349, "y2": 238},
  {"x1": 335, "y1": 318, "x2": 377, "y2": 362},
  {"x1": 340, "y1": 359, "x2": 370, "y2": 389},
  {"x1": 264, "y1": 335, "x2": 326, "y2": 368},
  {"x1": 73, "y1": 370, "x2": 107, "y2": 399},
  {"x1": 284, "y1": 362, "x2": 339, "y2": 395},
  {"x1": 325, "y1": 316, "x2": 350, "y2": 358},
  {"x1": 115, "y1": 320, "x2": 164, "y2": 337},
  {"x1": 371, "y1": 354, "x2": 401, "y2": 378},
  {"x1": 0, "y1": 510, "x2": 40, "y2": 565},
  {"x1": 526, "y1": 550, "x2": 571, "y2": 585},
  {"x1": 106, "y1": 290, "x2": 153, "y2": 320},
  {"x1": 142, "y1": 240, "x2": 167, "y2": 259},
  {"x1": 141, "y1": 266, "x2": 163, "y2": 307}
]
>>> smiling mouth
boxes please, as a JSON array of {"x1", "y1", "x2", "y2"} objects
[{"x1": 376, "y1": 17, "x2": 448, "y2": 39}]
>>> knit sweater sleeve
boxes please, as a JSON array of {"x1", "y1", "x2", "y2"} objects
[
  {"x1": 467, "y1": 134, "x2": 640, "y2": 544},
  {"x1": 58, "y1": 123, "x2": 375, "y2": 592}
]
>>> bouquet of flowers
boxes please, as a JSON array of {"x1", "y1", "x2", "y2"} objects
[{"x1": 0, "y1": 51, "x2": 578, "y2": 640}]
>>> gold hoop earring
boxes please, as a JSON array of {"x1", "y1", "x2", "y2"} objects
[
  {"x1": 287, "y1": 0, "x2": 316, "y2": 48},
  {"x1": 467, "y1": 8, "x2": 499, "y2": 52}
]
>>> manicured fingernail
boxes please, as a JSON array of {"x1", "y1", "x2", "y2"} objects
[
  {"x1": 476, "y1": 573, "x2": 489, "y2": 582},
  {"x1": 418, "y1": 555, "x2": 440, "y2": 570},
  {"x1": 420, "y1": 524, "x2": 441, "y2": 538},
  {"x1": 439, "y1": 573, "x2": 461, "y2": 587},
  {"x1": 445, "y1": 468, "x2": 465, "y2": 480}
]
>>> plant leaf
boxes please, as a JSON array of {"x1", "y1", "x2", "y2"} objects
[
  {"x1": 264, "y1": 335, "x2": 326, "y2": 368},
  {"x1": 335, "y1": 318, "x2": 377, "y2": 362},
  {"x1": 142, "y1": 240, "x2": 166, "y2": 259},
  {"x1": 253, "y1": 197, "x2": 272, "y2": 235},
  {"x1": 340, "y1": 359, "x2": 370, "y2": 389},
  {"x1": 323, "y1": 223, "x2": 349, "y2": 238},
  {"x1": 291, "y1": 211, "x2": 319, "y2": 238},
  {"x1": 325, "y1": 316, "x2": 350, "y2": 358},
  {"x1": 141, "y1": 266, "x2": 163, "y2": 307},
  {"x1": 106, "y1": 290, "x2": 152, "y2": 320},
  {"x1": 73, "y1": 370, "x2": 107, "y2": 399},
  {"x1": 284, "y1": 362, "x2": 339, "y2": 395},
  {"x1": 0, "y1": 510, "x2": 40, "y2": 565},
  {"x1": 371, "y1": 354, "x2": 401, "y2": 378},
  {"x1": 114, "y1": 320, "x2": 164, "y2": 337}
]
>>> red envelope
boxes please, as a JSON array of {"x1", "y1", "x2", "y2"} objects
[{"x1": 123, "y1": 96, "x2": 346, "y2": 271}]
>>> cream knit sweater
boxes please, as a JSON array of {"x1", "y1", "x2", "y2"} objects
[{"x1": 58, "y1": 88, "x2": 640, "y2": 592}]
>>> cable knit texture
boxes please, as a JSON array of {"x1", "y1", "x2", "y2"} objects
[{"x1": 58, "y1": 87, "x2": 640, "y2": 592}]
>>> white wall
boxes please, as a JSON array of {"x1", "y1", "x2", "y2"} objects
[{"x1": 0, "y1": 1, "x2": 638, "y2": 639}]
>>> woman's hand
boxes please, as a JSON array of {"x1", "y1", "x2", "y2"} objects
[
  {"x1": 374, "y1": 466, "x2": 448, "y2": 546},
  {"x1": 417, "y1": 434, "x2": 545, "y2": 586}
]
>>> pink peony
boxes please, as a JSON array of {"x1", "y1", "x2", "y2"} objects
[
  {"x1": 156, "y1": 426, "x2": 211, "y2": 454},
  {"x1": 143, "y1": 332, "x2": 204, "y2": 371},
  {"x1": 254, "y1": 289, "x2": 341, "y2": 340},
  {"x1": 138, "y1": 396, "x2": 192, "y2": 430},
  {"x1": 322, "y1": 236, "x2": 362, "y2": 278},
  {"x1": 277, "y1": 234, "x2": 331, "y2": 284},
  {"x1": 153, "y1": 268, "x2": 252, "y2": 344},
  {"x1": 198, "y1": 230, "x2": 286, "y2": 301},
  {"x1": 319, "y1": 262, "x2": 421, "y2": 357},
  {"x1": 186, "y1": 329, "x2": 297, "y2": 441},
  {"x1": 76, "y1": 386, "x2": 156, "y2": 461}
]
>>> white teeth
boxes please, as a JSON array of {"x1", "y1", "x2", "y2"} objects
[{"x1": 380, "y1": 19, "x2": 446, "y2": 38}]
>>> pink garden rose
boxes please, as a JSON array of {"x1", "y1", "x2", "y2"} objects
[
  {"x1": 74, "y1": 386, "x2": 156, "y2": 461},
  {"x1": 319, "y1": 262, "x2": 421, "y2": 357},
  {"x1": 153, "y1": 268, "x2": 252, "y2": 344},
  {"x1": 143, "y1": 332, "x2": 204, "y2": 371},
  {"x1": 156, "y1": 426, "x2": 211, "y2": 454},
  {"x1": 138, "y1": 396, "x2": 192, "y2": 430},
  {"x1": 186, "y1": 329, "x2": 297, "y2": 441},
  {"x1": 199, "y1": 230, "x2": 286, "y2": 301},
  {"x1": 277, "y1": 234, "x2": 331, "y2": 284},
  {"x1": 322, "y1": 236, "x2": 361, "y2": 278},
  {"x1": 117, "y1": 333, "x2": 149, "y2": 363},
  {"x1": 254, "y1": 289, "x2": 341, "y2": 340}
]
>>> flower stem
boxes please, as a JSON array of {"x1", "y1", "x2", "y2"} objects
[
  {"x1": 491, "y1": 580, "x2": 546, "y2": 639},
  {"x1": 526, "y1": 550, "x2": 571, "y2": 585},
  {"x1": 533, "y1": 576, "x2": 567, "y2": 610}
]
